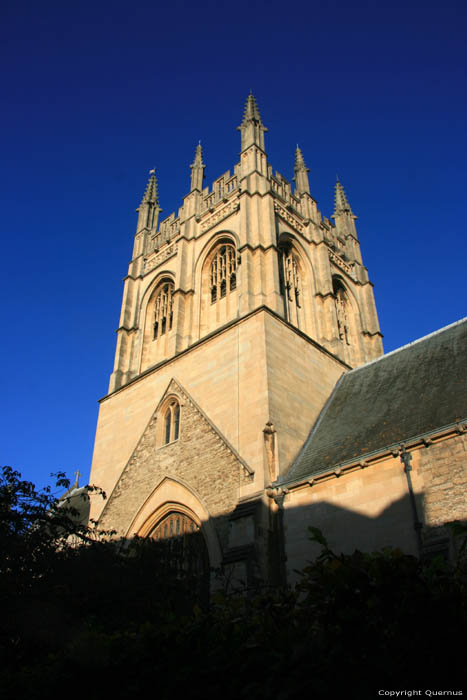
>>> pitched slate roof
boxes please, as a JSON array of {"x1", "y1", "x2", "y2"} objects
[{"x1": 287, "y1": 319, "x2": 467, "y2": 483}]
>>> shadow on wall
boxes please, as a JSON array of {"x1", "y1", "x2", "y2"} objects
[
  {"x1": 121, "y1": 489, "x2": 465, "y2": 593},
  {"x1": 282, "y1": 489, "x2": 462, "y2": 584}
]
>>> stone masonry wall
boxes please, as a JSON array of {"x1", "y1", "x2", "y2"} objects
[
  {"x1": 99, "y1": 383, "x2": 245, "y2": 552},
  {"x1": 416, "y1": 433, "x2": 467, "y2": 529}
]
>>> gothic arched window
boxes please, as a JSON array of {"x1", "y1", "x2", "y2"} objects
[
  {"x1": 153, "y1": 282, "x2": 174, "y2": 340},
  {"x1": 150, "y1": 511, "x2": 210, "y2": 584},
  {"x1": 151, "y1": 511, "x2": 199, "y2": 541},
  {"x1": 279, "y1": 243, "x2": 302, "y2": 331},
  {"x1": 163, "y1": 400, "x2": 180, "y2": 445},
  {"x1": 210, "y1": 244, "x2": 237, "y2": 304},
  {"x1": 333, "y1": 277, "x2": 350, "y2": 344},
  {"x1": 281, "y1": 247, "x2": 301, "y2": 308}
]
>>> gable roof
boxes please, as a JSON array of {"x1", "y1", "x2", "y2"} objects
[{"x1": 287, "y1": 318, "x2": 467, "y2": 483}]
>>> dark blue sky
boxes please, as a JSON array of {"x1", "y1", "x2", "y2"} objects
[{"x1": 2, "y1": 0, "x2": 465, "y2": 490}]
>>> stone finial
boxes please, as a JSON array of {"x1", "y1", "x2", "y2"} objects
[
  {"x1": 190, "y1": 141, "x2": 205, "y2": 192},
  {"x1": 237, "y1": 91, "x2": 268, "y2": 152},
  {"x1": 140, "y1": 169, "x2": 159, "y2": 207},
  {"x1": 241, "y1": 91, "x2": 263, "y2": 124},
  {"x1": 294, "y1": 145, "x2": 308, "y2": 171},
  {"x1": 333, "y1": 177, "x2": 354, "y2": 216},
  {"x1": 293, "y1": 145, "x2": 310, "y2": 195},
  {"x1": 136, "y1": 169, "x2": 161, "y2": 232}
]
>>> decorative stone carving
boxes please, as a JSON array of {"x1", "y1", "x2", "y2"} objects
[
  {"x1": 144, "y1": 243, "x2": 177, "y2": 274},
  {"x1": 329, "y1": 249, "x2": 355, "y2": 279},
  {"x1": 200, "y1": 199, "x2": 240, "y2": 232},
  {"x1": 274, "y1": 201, "x2": 304, "y2": 232}
]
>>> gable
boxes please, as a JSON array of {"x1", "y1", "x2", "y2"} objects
[{"x1": 99, "y1": 378, "x2": 252, "y2": 536}]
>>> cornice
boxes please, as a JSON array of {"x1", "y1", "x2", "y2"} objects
[
  {"x1": 273, "y1": 200, "x2": 306, "y2": 233},
  {"x1": 198, "y1": 199, "x2": 240, "y2": 233},
  {"x1": 275, "y1": 420, "x2": 467, "y2": 494},
  {"x1": 143, "y1": 241, "x2": 178, "y2": 275},
  {"x1": 328, "y1": 249, "x2": 357, "y2": 281},
  {"x1": 101, "y1": 306, "x2": 350, "y2": 403},
  {"x1": 116, "y1": 325, "x2": 138, "y2": 333}
]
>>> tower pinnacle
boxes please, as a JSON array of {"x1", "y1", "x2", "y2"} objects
[
  {"x1": 140, "y1": 169, "x2": 159, "y2": 206},
  {"x1": 237, "y1": 92, "x2": 268, "y2": 152},
  {"x1": 136, "y1": 169, "x2": 161, "y2": 232},
  {"x1": 293, "y1": 145, "x2": 310, "y2": 195},
  {"x1": 190, "y1": 142, "x2": 205, "y2": 192},
  {"x1": 333, "y1": 177, "x2": 354, "y2": 216}
]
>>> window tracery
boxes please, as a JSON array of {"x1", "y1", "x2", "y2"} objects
[
  {"x1": 151, "y1": 511, "x2": 199, "y2": 541},
  {"x1": 153, "y1": 282, "x2": 174, "y2": 340},
  {"x1": 333, "y1": 277, "x2": 350, "y2": 344},
  {"x1": 282, "y1": 248, "x2": 301, "y2": 308},
  {"x1": 210, "y1": 244, "x2": 237, "y2": 303}
]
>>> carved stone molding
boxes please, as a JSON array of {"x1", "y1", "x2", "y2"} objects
[
  {"x1": 200, "y1": 199, "x2": 240, "y2": 232},
  {"x1": 328, "y1": 249, "x2": 355, "y2": 279},
  {"x1": 274, "y1": 201, "x2": 304, "y2": 233},
  {"x1": 144, "y1": 242, "x2": 177, "y2": 274}
]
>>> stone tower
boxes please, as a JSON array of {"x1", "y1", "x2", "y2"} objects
[{"x1": 90, "y1": 94, "x2": 383, "y2": 584}]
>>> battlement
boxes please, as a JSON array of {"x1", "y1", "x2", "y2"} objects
[{"x1": 200, "y1": 169, "x2": 239, "y2": 211}]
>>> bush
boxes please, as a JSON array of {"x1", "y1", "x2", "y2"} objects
[{"x1": 1, "y1": 467, "x2": 465, "y2": 699}]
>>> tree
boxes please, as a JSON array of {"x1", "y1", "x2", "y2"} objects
[{"x1": 1, "y1": 467, "x2": 466, "y2": 699}]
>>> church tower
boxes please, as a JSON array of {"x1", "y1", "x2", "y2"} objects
[{"x1": 90, "y1": 94, "x2": 383, "y2": 585}]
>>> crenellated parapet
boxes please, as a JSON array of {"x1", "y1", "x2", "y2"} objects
[{"x1": 199, "y1": 170, "x2": 239, "y2": 212}]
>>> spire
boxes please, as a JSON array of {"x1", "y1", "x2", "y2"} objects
[
  {"x1": 242, "y1": 91, "x2": 262, "y2": 123},
  {"x1": 333, "y1": 177, "x2": 354, "y2": 216},
  {"x1": 237, "y1": 91, "x2": 268, "y2": 152},
  {"x1": 140, "y1": 169, "x2": 159, "y2": 206},
  {"x1": 293, "y1": 145, "x2": 310, "y2": 195},
  {"x1": 136, "y1": 169, "x2": 161, "y2": 232},
  {"x1": 190, "y1": 141, "x2": 205, "y2": 192}
]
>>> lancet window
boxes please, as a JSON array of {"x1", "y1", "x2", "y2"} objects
[
  {"x1": 279, "y1": 245, "x2": 301, "y2": 309},
  {"x1": 153, "y1": 282, "x2": 174, "y2": 340},
  {"x1": 210, "y1": 244, "x2": 237, "y2": 303},
  {"x1": 333, "y1": 277, "x2": 350, "y2": 344},
  {"x1": 163, "y1": 400, "x2": 180, "y2": 445}
]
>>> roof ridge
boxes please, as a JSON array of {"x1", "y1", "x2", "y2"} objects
[{"x1": 348, "y1": 317, "x2": 467, "y2": 376}]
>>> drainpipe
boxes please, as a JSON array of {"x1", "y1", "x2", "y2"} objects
[{"x1": 400, "y1": 446, "x2": 423, "y2": 557}]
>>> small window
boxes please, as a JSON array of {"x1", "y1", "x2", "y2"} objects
[
  {"x1": 174, "y1": 403, "x2": 180, "y2": 441},
  {"x1": 162, "y1": 400, "x2": 181, "y2": 445},
  {"x1": 164, "y1": 409, "x2": 171, "y2": 444}
]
